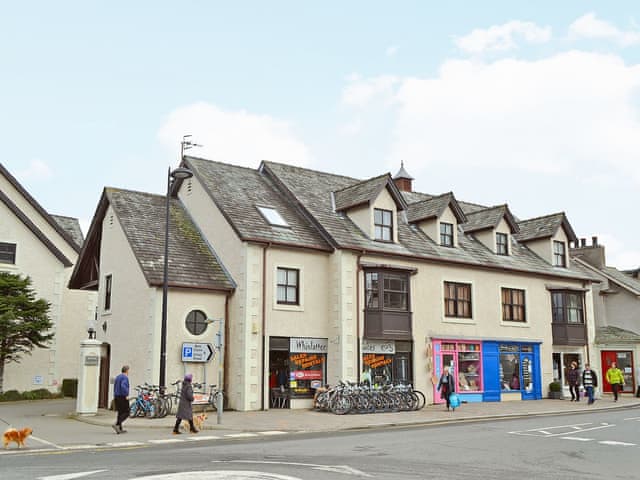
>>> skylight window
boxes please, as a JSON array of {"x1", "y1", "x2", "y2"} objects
[{"x1": 257, "y1": 206, "x2": 289, "y2": 227}]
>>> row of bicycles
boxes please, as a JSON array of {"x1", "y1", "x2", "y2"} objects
[
  {"x1": 128, "y1": 381, "x2": 223, "y2": 418},
  {"x1": 314, "y1": 381, "x2": 426, "y2": 415}
]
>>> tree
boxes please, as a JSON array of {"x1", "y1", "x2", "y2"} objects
[{"x1": 0, "y1": 272, "x2": 53, "y2": 394}]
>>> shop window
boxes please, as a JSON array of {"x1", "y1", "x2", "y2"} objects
[
  {"x1": 444, "y1": 282, "x2": 472, "y2": 318},
  {"x1": 0, "y1": 242, "x2": 16, "y2": 264},
  {"x1": 185, "y1": 309, "x2": 208, "y2": 336},
  {"x1": 502, "y1": 288, "x2": 526, "y2": 322},
  {"x1": 288, "y1": 352, "x2": 326, "y2": 398},
  {"x1": 499, "y1": 344, "x2": 533, "y2": 393},
  {"x1": 436, "y1": 341, "x2": 482, "y2": 393}
]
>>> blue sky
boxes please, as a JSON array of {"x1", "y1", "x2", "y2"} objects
[{"x1": 2, "y1": 2, "x2": 639, "y2": 269}]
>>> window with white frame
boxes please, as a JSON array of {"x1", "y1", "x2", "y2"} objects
[{"x1": 374, "y1": 208, "x2": 393, "y2": 242}]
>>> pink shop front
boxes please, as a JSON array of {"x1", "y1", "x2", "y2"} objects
[{"x1": 432, "y1": 339, "x2": 542, "y2": 403}]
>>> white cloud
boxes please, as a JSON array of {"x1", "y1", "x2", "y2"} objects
[
  {"x1": 342, "y1": 51, "x2": 640, "y2": 181},
  {"x1": 569, "y1": 12, "x2": 640, "y2": 46},
  {"x1": 455, "y1": 20, "x2": 552, "y2": 54},
  {"x1": 341, "y1": 75, "x2": 400, "y2": 107},
  {"x1": 157, "y1": 102, "x2": 312, "y2": 167},
  {"x1": 596, "y1": 233, "x2": 640, "y2": 270},
  {"x1": 18, "y1": 159, "x2": 52, "y2": 181},
  {"x1": 386, "y1": 46, "x2": 399, "y2": 57}
]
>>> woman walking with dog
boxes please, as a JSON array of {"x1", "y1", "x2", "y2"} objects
[{"x1": 173, "y1": 374, "x2": 198, "y2": 434}]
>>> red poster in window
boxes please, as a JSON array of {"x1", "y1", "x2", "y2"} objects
[{"x1": 292, "y1": 370, "x2": 322, "y2": 380}]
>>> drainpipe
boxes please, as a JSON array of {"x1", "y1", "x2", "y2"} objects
[
  {"x1": 224, "y1": 294, "x2": 230, "y2": 401},
  {"x1": 261, "y1": 242, "x2": 271, "y2": 410},
  {"x1": 356, "y1": 251, "x2": 365, "y2": 383}
]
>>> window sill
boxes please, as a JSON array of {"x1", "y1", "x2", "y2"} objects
[
  {"x1": 500, "y1": 321, "x2": 530, "y2": 328},
  {"x1": 443, "y1": 316, "x2": 475, "y2": 325},
  {"x1": 274, "y1": 303, "x2": 304, "y2": 312}
]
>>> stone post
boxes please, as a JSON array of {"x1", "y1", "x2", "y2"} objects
[{"x1": 76, "y1": 339, "x2": 102, "y2": 415}]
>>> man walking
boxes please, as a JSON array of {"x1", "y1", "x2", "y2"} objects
[
  {"x1": 113, "y1": 365, "x2": 130, "y2": 434},
  {"x1": 582, "y1": 363, "x2": 598, "y2": 405},
  {"x1": 606, "y1": 362, "x2": 625, "y2": 402}
]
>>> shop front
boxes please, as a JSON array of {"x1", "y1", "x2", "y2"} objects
[
  {"x1": 361, "y1": 339, "x2": 413, "y2": 385},
  {"x1": 601, "y1": 350, "x2": 635, "y2": 395},
  {"x1": 433, "y1": 339, "x2": 542, "y2": 403},
  {"x1": 268, "y1": 336, "x2": 327, "y2": 409}
]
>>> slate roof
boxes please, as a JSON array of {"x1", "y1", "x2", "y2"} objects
[
  {"x1": 51, "y1": 215, "x2": 84, "y2": 250},
  {"x1": 515, "y1": 212, "x2": 578, "y2": 244},
  {"x1": 572, "y1": 257, "x2": 640, "y2": 296},
  {"x1": 595, "y1": 325, "x2": 640, "y2": 344},
  {"x1": 254, "y1": 160, "x2": 593, "y2": 281},
  {"x1": 183, "y1": 157, "x2": 333, "y2": 251},
  {"x1": 333, "y1": 174, "x2": 407, "y2": 212},
  {"x1": 461, "y1": 204, "x2": 519, "y2": 234},
  {"x1": 406, "y1": 192, "x2": 467, "y2": 224},
  {"x1": 107, "y1": 188, "x2": 234, "y2": 290}
]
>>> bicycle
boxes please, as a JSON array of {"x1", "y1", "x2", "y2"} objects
[{"x1": 193, "y1": 382, "x2": 224, "y2": 411}]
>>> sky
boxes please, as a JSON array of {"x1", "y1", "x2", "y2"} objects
[{"x1": 1, "y1": 1, "x2": 639, "y2": 270}]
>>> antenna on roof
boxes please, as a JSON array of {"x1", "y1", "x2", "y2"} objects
[{"x1": 181, "y1": 134, "x2": 203, "y2": 160}]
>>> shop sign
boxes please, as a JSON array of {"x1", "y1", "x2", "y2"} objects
[
  {"x1": 291, "y1": 369, "x2": 323, "y2": 380},
  {"x1": 362, "y1": 339, "x2": 395, "y2": 354},
  {"x1": 290, "y1": 337, "x2": 328, "y2": 353}
]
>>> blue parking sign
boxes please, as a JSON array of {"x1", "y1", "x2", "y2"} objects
[{"x1": 182, "y1": 346, "x2": 193, "y2": 359}]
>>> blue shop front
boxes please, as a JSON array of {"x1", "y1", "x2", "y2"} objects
[{"x1": 433, "y1": 339, "x2": 542, "y2": 403}]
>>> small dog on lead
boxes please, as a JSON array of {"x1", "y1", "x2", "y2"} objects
[{"x1": 3, "y1": 427, "x2": 33, "y2": 449}]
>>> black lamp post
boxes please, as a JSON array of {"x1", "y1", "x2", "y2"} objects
[{"x1": 159, "y1": 166, "x2": 193, "y2": 391}]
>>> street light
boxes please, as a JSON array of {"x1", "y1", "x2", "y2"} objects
[{"x1": 159, "y1": 165, "x2": 193, "y2": 392}]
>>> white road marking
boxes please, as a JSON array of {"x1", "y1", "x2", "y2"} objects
[
  {"x1": 510, "y1": 422, "x2": 613, "y2": 437},
  {"x1": 599, "y1": 441, "x2": 636, "y2": 446},
  {"x1": 561, "y1": 437, "x2": 593, "y2": 442},
  {"x1": 106, "y1": 441, "x2": 146, "y2": 447},
  {"x1": 133, "y1": 472, "x2": 302, "y2": 479},
  {"x1": 224, "y1": 433, "x2": 259, "y2": 438},
  {"x1": 37, "y1": 470, "x2": 107, "y2": 480},
  {"x1": 624, "y1": 417, "x2": 640, "y2": 421},
  {"x1": 212, "y1": 460, "x2": 373, "y2": 477},
  {"x1": 30, "y1": 435, "x2": 64, "y2": 449},
  {"x1": 148, "y1": 439, "x2": 185, "y2": 444},
  {"x1": 257, "y1": 431, "x2": 287, "y2": 436},
  {"x1": 185, "y1": 435, "x2": 221, "y2": 441}
]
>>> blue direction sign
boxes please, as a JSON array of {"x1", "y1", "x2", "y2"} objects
[{"x1": 181, "y1": 343, "x2": 214, "y2": 362}]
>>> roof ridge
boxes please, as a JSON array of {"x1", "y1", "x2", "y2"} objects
[
  {"x1": 332, "y1": 172, "x2": 391, "y2": 194},
  {"x1": 261, "y1": 159, "x2": 362, "y2": 183},
  {"x1": 518, "y1": 211, "x2": 566, "y2": 224},
  {"x1": 185, "y1": 155, "x2": 261, "y2": 174}
]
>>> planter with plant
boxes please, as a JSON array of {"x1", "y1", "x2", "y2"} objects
[{"x1": 548, "y1": 381, "x2": 563, "y2": 399}]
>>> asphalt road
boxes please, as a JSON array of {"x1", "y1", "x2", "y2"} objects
[{"x1": 3, "y1": 409, "x2": 639, "y2": 480}]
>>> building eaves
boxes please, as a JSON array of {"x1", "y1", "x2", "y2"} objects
[
  {"x1": 0, "y1": 188, "x2": 73, "y2": 267},
  {"x1": 571, "y1": 257, "x2": 637, "y2": 293},
  {"x1": 0, "y1": 163, "x2": 81, "y2": 253}
]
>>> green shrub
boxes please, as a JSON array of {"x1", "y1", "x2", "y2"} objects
[
  {"x1": 549, "y1": 381, "x2": 561, "y2": 392},
  {"x1": 0, "y1": 390, "x2": 22, "y2": 402}
]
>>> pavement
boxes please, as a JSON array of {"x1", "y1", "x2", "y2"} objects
[{"x1": 1, "y1": 393, "x2": 639, "y2": 454}]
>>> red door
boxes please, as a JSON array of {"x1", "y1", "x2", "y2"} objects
[{"x1": 601, "y1": 350, "x2": 635, "y2": 394}]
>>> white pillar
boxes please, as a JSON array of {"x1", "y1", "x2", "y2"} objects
[{"x1": 76, "y1": 339, "x2": 102, "y2": 415}]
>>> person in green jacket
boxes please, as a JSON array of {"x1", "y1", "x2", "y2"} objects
[{"x1": 605, "y1": 362, "x2": 625, "y2": 402}]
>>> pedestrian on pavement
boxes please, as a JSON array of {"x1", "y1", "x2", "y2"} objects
[
  {"x1": 173, "y1": 374, "x2": 198, "y2": 434},
  {"x1": 582, "y1": 363, "x2": 598, "y2": 405},
  {"x1": 567, "y1": 361, "x2": 580, "y2": 402},
  {"x1": 606, "y1": 362, "x2": 625, "y2": 402},
  {"x1": 113, "y1": 365, "x2": 130, "y2": 434},
  {"x1": 437, "y1": 366, "x2": 456, "y2": 411}
]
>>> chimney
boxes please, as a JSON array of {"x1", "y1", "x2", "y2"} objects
[
  {"x1": 393, "y1": 161, "x2": 414, "y2": 192},
  {"x1": 580, "y1": 238, "x2": 586, "y2": 247},
  {"x1": 592, "y1": 236, "x2": 598, "y2": 247}
]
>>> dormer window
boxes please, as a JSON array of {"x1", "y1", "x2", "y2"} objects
[
  {"x1": 374, "y1": 209, "x2": 393, "y2": 242},
  {"x1": 257, "y1": 206, "x2": 289, "y2": 227},
  {"x1": 440, "y1": 223, "x2": 454, "y2": 247},
  {"x1": 553, "y1": 241, "x2": 566, "y2": 267},
  {"x1": 496, "y1": 233, "x2": 508, "y2": 255}
]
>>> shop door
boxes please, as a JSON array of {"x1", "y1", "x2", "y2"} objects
[
  {"x1": 601, "y1": 351, "x2": 635, "y2": 394},
  {"x1": 520, "y1": 353, "x2": 535, "y2": 400}
]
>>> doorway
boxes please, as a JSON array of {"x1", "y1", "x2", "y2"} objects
[
  {"x1": 601, "y1": 350, "x2": 634, "y2": 394},
  {"x1": 268, "y1": 350, "x2": 289, "y2": 408},
  {"x1": 98, "y1": 343, "x2": 111, "y2": 409}
]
